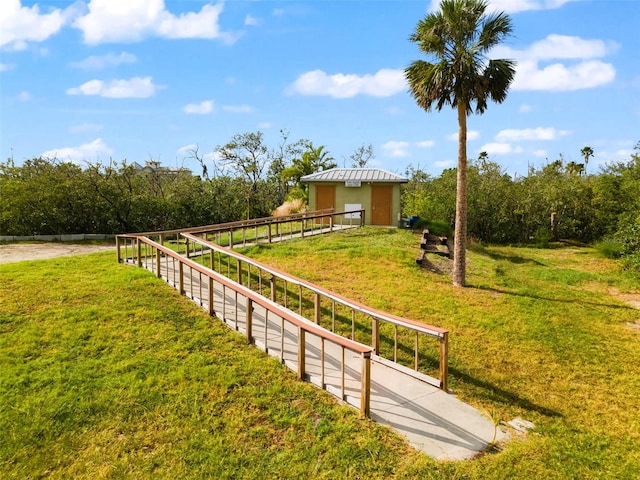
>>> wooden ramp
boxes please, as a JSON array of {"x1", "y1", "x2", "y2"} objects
[{"x1": 120, "y1": 246, "x2": 504, "y2": 460}]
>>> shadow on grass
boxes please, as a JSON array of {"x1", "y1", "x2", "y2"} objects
[
  {"x1": 449, "y1": 365, "x2": 562, "y2": 418},
  {"x1": 471, "y1": 284, "x2": 636, "y2": 311},
  {"x1": 469, "y1": 244, "x2": 545, "y2": 266}
]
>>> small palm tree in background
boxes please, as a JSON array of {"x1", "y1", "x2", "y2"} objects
[
  {"x1": 405, "y1": 0, "x2": 516, "y2": 287},
  {"x1": 581, "y1": 146, "x2": 594, "y2": 174}
]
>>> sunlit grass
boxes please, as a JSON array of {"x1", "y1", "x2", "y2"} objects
[
  {"x1": 2, "y1": 230, "x2": 639, "y2": 479},
  {"x1": 0, "y1": 251, "x2": 419, "y2": 479},
  {"x1": 243, "y1": 227, "x2": 640, "y2": 479}
]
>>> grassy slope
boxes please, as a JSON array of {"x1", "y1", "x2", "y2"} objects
[
  {"x1": 242, "y1": 228, "x2": 640, "y2": 479},
  {"x1": 1, "y1": 228, "x2": 639, "y2": 479}
]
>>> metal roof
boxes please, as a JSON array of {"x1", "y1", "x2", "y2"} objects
[{"x1": 301, "y1": 168, "x2": 408, "y2": 183}]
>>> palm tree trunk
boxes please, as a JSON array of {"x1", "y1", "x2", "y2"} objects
[{"x1": 453, "y1": 102, "x2": 468, "y2": 287}]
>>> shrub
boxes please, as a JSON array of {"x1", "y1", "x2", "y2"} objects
[{"x1": 594, "y1": 238, "x2": 624, "y2": 259}]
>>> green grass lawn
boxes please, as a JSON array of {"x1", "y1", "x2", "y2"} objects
[{"x1": 1, "y1": 229, "x2": 639, "y2": 479}]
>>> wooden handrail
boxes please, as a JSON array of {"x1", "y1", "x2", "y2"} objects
[
  {"x1": 128, "y1": 208, "x2": 339, "y2": 237},
  {"x1": 182, "y1": 232, "x2": 449, "y2": 390},
  {"x1": 118, "y1": 234, "x2": 373, "y2": 354},
  {"x1": 183, "y1": 233, "x2": 447, "y2": 338},
  {"x1": 117, "y1": 233, "x2": 374, "y2": 415}
]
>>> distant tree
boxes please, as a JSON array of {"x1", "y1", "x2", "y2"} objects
[
  {"x1": 565, "y1": 161, "x2": 585, "y2": 176},
  {"x1": 580, "y1": 146, "x2": 594, "y2": 174},
  {"x1": 405, "y1": 0, "x2": 516, "y2": 286},
  {"x1": 214, "y1": 132, "x2": 271, "y2": 219},
  {"x1": 349, "y1": 143, "x2": 375, "y2": 168},
  {"x1": 281, "y1": 144, "x2": 336, "y2": 201},
  {"x1": 268, "y1": 130, "x2": 310, "y2": 205}
]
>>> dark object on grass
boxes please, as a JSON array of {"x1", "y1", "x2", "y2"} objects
[{"x1": 417, "y1": 229, "x2": 450, "y2": 264}]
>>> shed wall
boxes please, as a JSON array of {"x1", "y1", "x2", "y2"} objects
[{"x1": 307, "y1": 182, "x2": 401, "y2": 226}]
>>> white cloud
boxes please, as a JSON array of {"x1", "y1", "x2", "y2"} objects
[
  {"x1": 69, "y1": 123, "x2": 104, "y2": 134},
  {"x1": 381, "y1": 141, "x2": 410, "y2": 158},
  {"x1": 177, "y1": 143, "x2": 219, "y2": 161},
  {"x1": 73, "y1": 0, "x2": 236, "y2": 45},
  {"x1": 66, "y1": 77, "x2": 163, "y2": 98},
  {"x1": 480, "y1": 142, "x2": 515, "y2": 155},
  {"x1": 429, "y1": 0, "x2": 579, "y2": 14},
  {"x1": 223, "y1": 104, "x2": 253, "y2": 113},
  {"x1": 287, "y1": 69, "x2": 405, "y2": 98},
  {"x1": 177, "y1": 144, "x2": 197, "y2": 156},
  {"x1": 70, "y1": 52, "x2": 137, "y2": 70},
  {"x1": 18, "y1": 91, "x2": 31, "y2": 101},
  {"x1": 532, "y1": 149, "x2": 548, "y2": 157},
  {"x1": 385, "y1": 106, "x2": 403, "y2": 116},
  {"x1": 493, "y1": 34, "x2": 617, "y2": 91},
  {"x1": 258, "y1": 121, "x2": 273, "y2": 129},
  {"x1": 513, "y1": 59, "x2": 615, "y2": 91},
  {"x1": 496, "y1": 127, "x2": 570, "y2": 142},
  {"x1": 42, "y1": 138, "x2": 113, "y2": 164},
  {"x1": 525, "y1": 34, "x2": 616, "y2": 60},
  {"x1": 183, "y1": 100, "x2": 214, "y2": 114},
  {"x1": 447, "y1": 130, "x2": 480, "y2": 141},
  {"x1": 0, "y1": 0, "x2": 75, "y2": 50},
  {"x1": 244, "y1": 14, "x2": 260, "y2": 26},
  {"x1": 273, "y1": 8, "x2": 285, "y2": 17},
  {"x1": 519, "y1": 104, "x2": 534, "y2": 113},
  {"x1": 434, "y1": 159, "x2": 455, "y2": 169},
  {"x1": 0, "y1": 63, "x2": 14, "y2": 72},
  {"x1": 416, "y1": 140, "x2": 435, "y2": 148}
]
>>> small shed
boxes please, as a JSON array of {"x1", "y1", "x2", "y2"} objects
[{"x1": 301, "y1": 168, "x2": 408, "y2": 226}]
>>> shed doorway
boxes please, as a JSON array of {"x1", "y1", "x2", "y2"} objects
[
  {"x1": 371, "y1": 185, "x2": 392, "y2": 226},
  {"x1": 316, "y1": 185, "x2": 336, "y2": 224}
]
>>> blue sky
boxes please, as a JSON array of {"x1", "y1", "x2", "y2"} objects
[{"x1": 1, "y1": 0, "x2": 638, "y2": 178}]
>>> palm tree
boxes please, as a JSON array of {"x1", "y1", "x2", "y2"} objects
[
  {"x1": 580, "y1": 146, "x2": 594, "y2": 174},
  {"x1": 281, "y1": 144, "x2": 336, "y2": 201},
  {"x1": 405, "y1": 0, "x2": 515, "y2": 287}
]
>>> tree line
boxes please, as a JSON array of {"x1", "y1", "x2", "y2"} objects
[
  {"x1": 1, "y1": 134, "x2": 638, "y2": 269},
  {"x1": 0, "y1": 130, "x2": 364, "y2": 235},
  {"x1": 402, "y1": 146, "x2": 640, "y2": 270}
]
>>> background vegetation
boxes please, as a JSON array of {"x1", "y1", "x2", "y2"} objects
[
  {"x1": 1, "y1": 136, "x2": 638, "y2": 268},
  {"x1": 402, "y1": 145, "x2": 640, "y2": 270}
]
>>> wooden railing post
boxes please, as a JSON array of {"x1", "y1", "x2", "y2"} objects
[
  {"x1": 440, "y1": 332, "x2": 449, "y2": 391},
  {"x1": 229, "y1": 228, "x2": 234, "y2": 248},
  {"x1": 185, "y1": 238, "x2": 190, "y2": 258},
  {"x1": 360, "y1": 352, "x2": 371, "y2": 418},
  {"x1": 270, "y1": 275, "x2": 276, "y2": 302},
  {"x1": 178, "y1": 262, "x2": 184, "y2": 295},
  {"x1": 329, "y1": 215, "x2": 334, "y2": 232},
  {"x1": 372, "y1": 318, "x2": 380, "y2": 355},
  {"x1": 208, "y1": 278, "x2": 215, "y2": 316},
  {"x1": 136, "y1": 237, "x2": 142, "y2": 267},
  {"x1": 116, "y1": 236, "x2": 121, "y2": 263},
  {"x1": 267, "y1": 223, "x2": 272, "y2": 244},
  {"x1": 298, "y1": 327, "x2": 306, "y2": 380},
  {"x1": 156, "y1": 248, "x2": 161, "y2": 278},
  {"x1": 313, "y1": 292, "x2": 321, "y2": 325},
  {"x1": 246, "y1": 297, "x2": 253, "y2": 344},
  {"x1": 236, "y1": 258, "x2": 242, "y2": 285}
]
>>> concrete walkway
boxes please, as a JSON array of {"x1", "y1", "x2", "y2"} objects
[{"x1": 137, "y1": 253, "x2": 505, "y2": 461}]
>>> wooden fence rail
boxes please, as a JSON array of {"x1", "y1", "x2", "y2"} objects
[
  {"x1": 135, "y1": 209, "x2": 365, "y2": 249},
  {"x1": 116, "y1": 234, "x2": 373, "y2": 417},
  {"x1": 181, "y1": 232, "x2": 449, "y2": 391}
]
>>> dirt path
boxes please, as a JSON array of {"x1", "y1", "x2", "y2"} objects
[{"x1": 0, "y1": 243, "x2": 116, "y2": 264}]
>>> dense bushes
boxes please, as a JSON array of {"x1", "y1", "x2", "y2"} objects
[
  {"x1": 2, "y1": 143, "x2": 639, "y2": 271},
  {"x1": 402, "y1": 147, "x2": 640, "y2": 270},
  {"x1": 0, "y1": 158, "x2": 280, "y2": 235}
]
